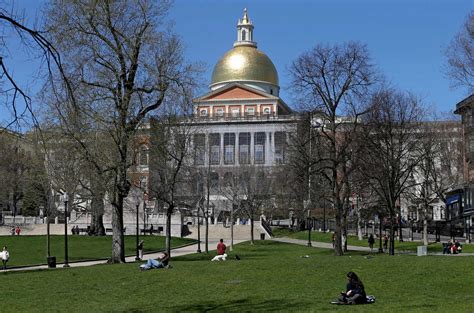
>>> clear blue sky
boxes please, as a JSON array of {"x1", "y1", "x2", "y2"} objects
[{"x1": 1, "y1": 0, "x2": 471, "y2": 126}]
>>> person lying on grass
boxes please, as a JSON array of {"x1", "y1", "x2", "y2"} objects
[
  {"x1": 337, "y1": 272, "x2": 367, "y2": 304},
  {"x1": 139, "y1": 251, "x2": 170, "y2": 270}
]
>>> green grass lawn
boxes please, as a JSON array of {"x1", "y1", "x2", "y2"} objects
[
  {"x1": 1, "y1": 241, "x2": 473, "y2": 312},
  {"x1": 272, "y1": 228, "x2": 474, "y2": 253},
  {"x1": 0, "y1": 235, "x2": 194, "y2": 267}
]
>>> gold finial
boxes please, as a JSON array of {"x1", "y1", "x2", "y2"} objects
[{"x1": 242, "y1": 8, "x2": 249, "y2": 24}]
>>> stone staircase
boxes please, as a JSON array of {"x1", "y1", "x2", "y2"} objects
[{"x1": 186, "y1": 224, "x2": 267, "y2": 241}]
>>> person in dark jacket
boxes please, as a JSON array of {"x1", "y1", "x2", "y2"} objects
[
  {"x1": 368, "y1": 234, "x2": 375, "y2": 252},
  {"x1": 338, "y1": 272, "x2": 367, "y2": 304}
]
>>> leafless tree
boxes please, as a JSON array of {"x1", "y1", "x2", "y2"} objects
[
  {"x1": 238, "y1": 166, "x2": 274, "y2": 244},
  {"x1": 445, "y1": 11, "x2": 474, "y2": 93},
  {"x1": 219, "y1": 165, "x2": 274, "y2": 246},
  {"x1": 43, "y1": 1, "x2": 198, "y2": 263},
  {"x1": 407, "y1": 119, "x2": 463, "y2": 244},
  {"x1": 0, "y1": 3, "x2": 78, "y2": 132},
  {"x1": 220, "y1": 170, "x2": 242, "y2": 251},
  {"x1": 289, "y1": 42, "x2": 377, "y2": 255},
  {"x1": 149, "y1": 113, "x2": 196, "y2": 257},
  {"x1": 358, "y1": 88, "x2": 425, "y2": 255}
]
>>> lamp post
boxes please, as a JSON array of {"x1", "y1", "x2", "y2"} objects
[
  {"x1": 135, "y1": 203, "x2": 140, "y2": 261},
  {"x1": 143, "y1": 203, "x2": 147, "y2": 235},
  {"x1": 62, "y1": 193, "x2": 70, "y2": 268},
  {"x1": 197, "y1": 198, "x2": 202, "y2": 253},
  {"x1": 306, "y1": 207, "x2": 312, "y2": 247},
  {"x1": 306, "y1": 112, "x2": 314, "y2": 247},
  {"x1": 323, "y1": 197, "x2": 326, "y2": 232}
]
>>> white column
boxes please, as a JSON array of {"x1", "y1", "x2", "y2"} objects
[
  {"x1": 205, "y1": 133, "x2": 209, "y2": 167},
  {"x1": 265, "y1": 132, "x2": 271, "y2": 165},
  {"x1": 235, "y1": 132, "x2": 239, "y2": 165},
  {"x1": 250, "y1": 132, "x2": 255, "y2": 164},
  {"x1": 220, "y1": 133, "x2": 224, "y2": 165}
]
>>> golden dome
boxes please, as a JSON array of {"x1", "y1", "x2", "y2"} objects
[{"x1": 210, "y1": 45, "x2": 279, "y2": 87}]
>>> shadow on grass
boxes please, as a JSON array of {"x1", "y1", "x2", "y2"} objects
[{"x1": 165, "y1": 297, "x2": 312, "y2": 312}]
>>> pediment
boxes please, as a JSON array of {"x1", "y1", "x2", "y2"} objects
[{"x1": 195, "y1": 83, "x2": 277, "y2": 102}]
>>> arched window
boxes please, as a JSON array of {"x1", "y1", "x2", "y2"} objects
[
  {"x1": 138, "y1": 145, "x2": 149, "y2": 166},
  {"x1": 242, "y1": 30, "x2": 246, "y2": 41}
]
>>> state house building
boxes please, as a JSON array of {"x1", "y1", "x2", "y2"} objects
[
  {"x1": 182, "y1": 9, "x2": 300, "y2": 219},
  {"x1": 192, "y1": 8, "x2": 295, "y2": 166}
]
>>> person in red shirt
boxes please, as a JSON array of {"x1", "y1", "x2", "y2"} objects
[{"x1": 217, "y1": 238, "x2": 226, "y2": 255}]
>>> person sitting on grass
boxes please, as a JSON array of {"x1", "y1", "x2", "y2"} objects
[
  {"x1": 217, "y1": 238, "x2": 226, "y2": 256},
  {"x1": 139, "y1": 251, "x2": 170, "y2": 271},
  {"x1": 443, "y1": 240, "x2": 452, "y2": 254},
  {"x1": 455, "y1": 240, "x2": 462, "y2": 253},
  {"x1": 337, "y1": 272, "x2": 367, "y2": 305},
  {"x1": 450, "y1": 242, "x2": 458, "y2": 254}
]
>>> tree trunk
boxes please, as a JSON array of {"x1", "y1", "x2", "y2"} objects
[
  {"x1": 180, "y1": 212, "x2": 184, "y2": 238},
  {"x1": 111, "y1": 199, "x2": 125, "y2": 263},
  {"x1": 423, "y1": 218, "x2": 428, "y2": 246},
  {"x1": 90, "y1": 190, "x2": 105, "y2": 236},
  {"x1": 334, "y1": 200, "x2": 343, "y2": 256},
  {"x1": 166, "y1": 205, "x2": 173, "y2": 257},
  {"x1": 343, "y1": 213, "x2": 348, "y2": 252},
  {"x1": 47, "y1": 216, "x2": 51, "y2": 257},
  {"x1": 250, "y1": 216, "x2": 254, "y2": 244},
  {"x1": 389, "y1": 221, "x2": 395, "y2": 256},
  {"x1": 357, "y1": 210, "x2": 363, "y2": 240}
]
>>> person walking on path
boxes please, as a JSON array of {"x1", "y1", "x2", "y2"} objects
[
  {"x1": 1, "y1": 246, "x2": 10, "y2": 270},
  {"x1": 368, "y1": 234, "x2": 375, "y2": 252},
  {"x1": 15, "y1": 226, "x2": 21, "y2": 236},
  {"x1": 138, "y1": 240, "x2": 144, "y2": 260},
  {"x1": 217, "y1": 239, "x2": 226, "y2": 255}
]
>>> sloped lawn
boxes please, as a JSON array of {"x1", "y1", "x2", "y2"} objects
[{"x1": 1, "y1": 241, "x2": 472, "y2": 312}]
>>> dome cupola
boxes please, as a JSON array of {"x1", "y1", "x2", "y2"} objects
[{"x1": 210, "y1": 9, "x2": 279, "y2": 96}]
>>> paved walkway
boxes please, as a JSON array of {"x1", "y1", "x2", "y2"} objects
[
  {"x1": 271, "y1": 237, "x2": 372, "y2": 252},
  {"x1": 4, "y1": 238, "x2": 473, "y2": 273},
  {"x1": 272, "y1": 237, "x2": 474, "y2": 256},
  {"x1": 2, "y1": 239, "x2": 246, "y2": 273}
]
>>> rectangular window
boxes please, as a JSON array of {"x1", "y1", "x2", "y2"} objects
[
  {"x1": 254, "y1": 132, "x2": 265, "y2": 164},
  {"x1": 231, "y1": 108, "x2": 240, "y2": 117},
  {"x1": 215, "y1": 108, "x2": 224, "y2": 117},
  {"x1": 246, "y1": 107, "x2": 255, "y2": 116},
  {"x1": 194, "y1": 134, "x2": 205, "y2": 165},
  {"x1": 239, "y1": 132, "x2": 250, "y2": 164},
  {"x1": 224, "y1": 133, "x2": 235, "y2": 164},
  {"x1": 209, "y1": 133, "x2": 220, "y2": 165}
]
